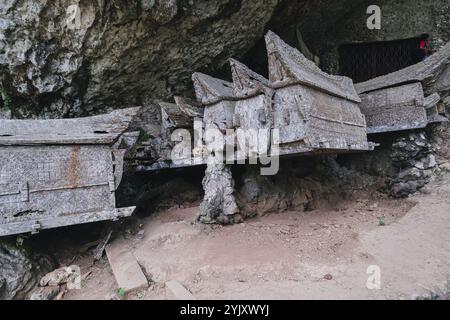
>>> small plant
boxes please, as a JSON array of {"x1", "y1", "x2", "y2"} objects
[
  {"x1": 116, "y1": 287, "x2": 126, "y2": 299},
  {"x1": 141, "y1": 131, "x2": 150, "y2": 142},
  {"x1": 378, "y1": 216, "x2": 386, "y2": 226}
]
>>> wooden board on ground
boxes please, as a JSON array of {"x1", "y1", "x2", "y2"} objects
[
  {"x1": 106, "y1": 243, "x2": 148, "y2": 293},
  {"x1": 165, "y1": 280, "x2": 196, "y2": 300}
]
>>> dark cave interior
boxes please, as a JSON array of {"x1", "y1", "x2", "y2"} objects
[{"x1": 339, "y1": 37, "x2": 424, "y2": 83}]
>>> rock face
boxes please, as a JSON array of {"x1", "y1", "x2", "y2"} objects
[
  {"x1": 0, "y1": 0, "x2": 278, "y2": 119},
  {"x1": 245, "y1": 0, "x2": 450, "y2": 76},
  {"x1": 237, "y1": 157, "x2": 383, "y2": 217},
  {"x1": 0, "y1": 240, "x2": 55, "y2": 300},
  {"x1": 198, "y1": 158, "x2": 240, "y2": 224},
  {"x1": 389, "y1": 132, "x2": 441, "y2": 198},
  {"x1": 30, "y1": 286, "x2": 60, "y2": 301},
  {"x1": 2, "y1": 0, "x2": 448, "y2": 120}
]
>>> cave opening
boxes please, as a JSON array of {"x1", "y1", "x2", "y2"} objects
[{"x1": 338, "y1": 37, "x2": 424, "y2": 83}]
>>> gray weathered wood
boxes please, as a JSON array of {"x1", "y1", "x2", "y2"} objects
[
  {"x1": 174, "y1": 96, "x2": 204, "y2": 119},
  {"x1": 192, "y1": 72, "x2": 237, "y2": 106},
  {"x1": 230, "y1": 59, "x2": 274, "y2": 130},
  {"x1": 359, "y1": 82, "x2": 445, "y2": 134},
  {"x1": 159, "y1": 101, "x2": 192, "y2": 130},
  {"x1": 166, "y1": 280, "x2": 196, "y2": 300},
  {"x1": 230, "y1": 58, "x2": 271, "y2": 99},
  {"x1": 265, "y1": 31, "x2": 361, "y2": 103},
  {"x1": 265, "y1": 31, "x2": 372, "y2": 155},
  {"x1": 106, "y1": 243, "x2": 149, "y2": 293},
  {"x1": 0, "y1": 108, "x2": 139, "y2": 237},
  {"x1": 193, "y1": 73, "x2": 237, "y2": 132},
  {"x1": 355, "y1": 42, "x2": 450, "y2": 94},
  {"x1": 0, "y1": 107, "x2": 140, "y2": 146}
]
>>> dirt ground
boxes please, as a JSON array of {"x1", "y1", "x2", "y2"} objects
[{"x1": 60, "y1": 173, "x2": 450, "y2": 300}]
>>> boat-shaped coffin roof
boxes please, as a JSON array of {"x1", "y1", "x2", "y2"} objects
[
  {"x1": 0, "y1": 107, "x2": 140, "y2": 146},
  {"x1": 265, "y1": 31, "x2": 361, "y2": 103},
  {"x1": 192, "y1": 72, "x2": 237, "y2": 106},
  {"x1": 356, "y1": 41, "x2": 450, "y2": 94},
  {"x1": 229, "y1": 58, "x2": 270, "y2": 99},
  {"x1": 159, "y1": 101, "x2": 192, "y2": 128},
  {"x1": 174, "y1": 96, "x2": 204, "y2": 118}
]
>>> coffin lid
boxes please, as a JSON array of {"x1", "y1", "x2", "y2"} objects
[
  {"x1": 192, "y1": 72, "x2": 237, "y2": 106},
  {"x1": 174, "y1": 96, "x2": 204, "y2": 118},
  {"x1": 230, "y1": 58, "x2": 271, "y2": 99},
  {"x1": 265, "y1": 31, "x2": 361, "y2": 103},
  {"x1": 0, "y1": 107, "x2": 140, "y2": 146},
  {"x1": 159, "y1": 101, "x2": 192, "y2": 128}
]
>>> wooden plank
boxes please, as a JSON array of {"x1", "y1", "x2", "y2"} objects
[
  {"x1": 0, "y1": 107, "x2": 140, "y2": 146},
  {"x1": 174, "y1": 96, "x2": 204, "y2": 118},
  {"x1": 0, "y1": 207, "x2": 135, "y2": 237},
  {"x1": 159, "y1": 102, "x2": 192, "y2": 129},
  {"x1": 192, "y1": 72, "x2": 237, "y2": 105},
  {"x1": 165, "y1": 280, "x2": 196, "y2": 300},
  {"x1": 106, "y1": 243, "x2": 148, "y2": 294}
]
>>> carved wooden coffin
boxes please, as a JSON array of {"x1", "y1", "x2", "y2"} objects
[
  {"x1": 359, "y1": 82, "x2": 444, "y2": 134},
  {"x1": 159, "y1": 101, "x2": 192, "y2": 131},
  {"x1": 265, "y1": 31, "x2": 373, "y2": 155},
  {"x1": 355, "y1": 41, "x2": 450, "y2": 95},
  {"x1": 230, "y1": 58, "x2": 274, "y2": 131},
  {"x1": 0, "y1": 108, "x2": 139, "y2": 237},
  {"x1": 192, "y1": 72, "x2": 237, "y2": 132},
  {"x1": 174, "y1": 96, "x2": 204, "y2": 120},
  {"x1": 355, "y1": 42, "x2": 450, "y2": 134},
  {"x1": 192, "y1": 72, "x2": 238, "y2": 162}
]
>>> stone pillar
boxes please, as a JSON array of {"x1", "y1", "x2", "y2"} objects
[{"x1": 197, "y1": 156, "x2": 240, "y2": 225}]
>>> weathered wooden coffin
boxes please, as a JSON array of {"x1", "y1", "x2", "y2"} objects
[
  {"x1": 192, "y1": 72, "x2": 243, "y2": 163},
  {"x1": 355, "y1": 42, "x2": 450, "y2": 134},
  {"x1": 192, "y1": 72, "x2": 237, "y2": 131},
  {"x1": 230, "y1": 58, "x2": 274, "y2": 131},
  {"x1": 174, "y1": 96, "x2": 204, "y2": 120},
  {"x1": 359, "y1": 82, "x2": 444, "y2": 134},
  {"x1": 265, "y1": 31, "x2": 374, "y2": 155},
  {"x1": 229, "y1": 59, "x2": 274, "y2": 159},
  {"x1": 159, "y1": 101, "x2": 192, "y2": 131},
  {"x1": 355, "y1": 41, "x2": 450, "y2": 95},
  {"x1": 0, "y1": 108, "x2": 139, "y2": 237}
]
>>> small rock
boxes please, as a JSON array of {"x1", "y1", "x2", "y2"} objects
[
  {"x1": 105, "y1": 293, "x2": 119, "y2": 300},
  {"x1": 390, "y1": 181, "x2": 420, "y2": 198},
  {"x1": 440, "y1": 162, "x2": 450, "y2": 172},
  {"x1": 324, "y1": 274, "x2": 333, "y2": 281},
  {"x1": 40, "y1": 266, "x2": 78, "y2": 287},
  {"x1": 30, "y1": 286, "x2": 60, "y2": 300}
]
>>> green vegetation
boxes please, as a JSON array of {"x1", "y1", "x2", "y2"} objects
[{"x1": 116, "y1": 287, "x2": 126, "y2": 299}]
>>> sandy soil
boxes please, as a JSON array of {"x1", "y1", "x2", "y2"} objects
[{"x1": 61, "y1": 174, "x2": 450, "y2": 300}]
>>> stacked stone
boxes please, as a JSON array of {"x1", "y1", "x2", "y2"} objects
[{"x1": 389, "y1": 132, "x2": 440, "y2": 197}]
